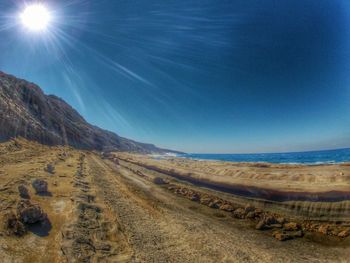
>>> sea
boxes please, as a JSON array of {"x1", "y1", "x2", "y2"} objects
[{"x1": 178, "y1": 148, "x2": 350, "y2": 165}]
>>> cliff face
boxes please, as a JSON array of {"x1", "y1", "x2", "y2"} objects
[{"x1": 0, "y1": 71, "x2": 175, "y2": 153}]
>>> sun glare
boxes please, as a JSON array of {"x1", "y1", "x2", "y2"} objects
[{"x1": 20, "y1": 4, "x2": 51, "y2": 32}]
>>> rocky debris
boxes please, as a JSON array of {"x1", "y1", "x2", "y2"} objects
[
  {"x1": 3, "y1": 211, "x2": 26, "y2": 236},
  {"x1": 338, "y1": 229, "x2": 350, "y2": 238},
  {"x1": 272, "y1": 230, "x2": 303, "y2": 241},
  {"x1": 318, "y1": 225, "x2": 329, "y2": 235},
  {"x1": 153, "y1": 177, "x2": 168, "y2": 185},
  {"x1": 232, "y1": 208, "x2": 246, "y2": 219},
  {"x1": 164, "y1": 182, "x2": 350, "y2": 241},
  {"x1": 32, "y1": 179, "x2": 48, "y2": 194},
  {"x1": 17, "y1": 200, "x2": 47, "y2": 224},
  {"x1": 18, "y1": 184, "x2": 30, "y2": 199},
  {"x1": 45, "y1": 164, "x2": 55, "y2": 174}
]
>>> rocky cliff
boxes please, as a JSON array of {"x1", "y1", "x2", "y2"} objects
[{"x1": 0, "y1": 71, "x2": 177, "y2": 153}]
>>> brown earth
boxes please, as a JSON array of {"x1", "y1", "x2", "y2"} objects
[{"x1": 0, "y1": 139, "x2": 350, "y2": 262}]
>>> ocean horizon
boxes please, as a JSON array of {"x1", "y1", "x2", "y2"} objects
[{"x1": 178, "y1": 148, "x2": 350, "y2": 164}]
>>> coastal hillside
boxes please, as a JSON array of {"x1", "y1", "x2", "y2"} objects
[{"x1": 0, "y1": 71, "x2": 176, "y2": 153}]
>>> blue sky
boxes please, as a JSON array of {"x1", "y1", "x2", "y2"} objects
[{"x1": 0, "y1": 0, "x2": 350, "y2": 153}]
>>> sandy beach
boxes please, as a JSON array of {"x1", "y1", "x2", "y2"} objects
[{"x1": 1, "y1": 139, "x2": 350, "y2": 262}]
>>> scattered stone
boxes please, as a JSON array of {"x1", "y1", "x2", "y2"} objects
[
  {"x1": 45, "y1": 164, "x2": 55, "y2": 174},
  {"x1": 232, "y1": 208, "x2": 246, "y2": 219},
  {"x1": 272, "y1": 231, "x2": 292, "y2": 241},
  {"x1": 318, "y1": 225, "x2": 329, "y2": 235},
  {"x1": 255, "y1": 220, "x2": 267, "y2": 230},
  {"x1": 32, "y1": 179, "x2": 48, "y2": 194},
  {"x1": 208, "y1": 202, "x2": 219, "y2": 209},
  {"x1": 338, "y1": 229, "x2": 350, "y2": 238},
  {"x1": 189, "y1": 193, "x2": 200, "y2": 202},
  {"x1": 244, "y1": 204, "x2": 255, "y2": 213},
  {"x1": 18, "y1": 184, "x2": 30, "y2": 199},
  {"x1": 17, "y1": 200, "x2": 47, "y2": 224},
  {"x1": 283, "y1": 222, "x2": 300, "y2": 231},
  {"x1": 3, "y1": 211, "x2": 26, "y2": 236},
  {"x1": 272, "y1": 230, "x2": 303, "y2": 241},
  {"x1": 219, "y1": 204, "x2": 234, "y2": 212},
  {"x1": 153, "y1": 177, "x2": 168, "y2": 185},
  {"x1": 199, "y1": 197, "x2": 212, "y2": 206},
  {"x1": 246, "y1": 211, "x2": 257, "y2": 219}
]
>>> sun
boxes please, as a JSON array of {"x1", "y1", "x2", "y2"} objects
[{"x1": 20, "y1": 4, "x2": 52, "y2": 32}]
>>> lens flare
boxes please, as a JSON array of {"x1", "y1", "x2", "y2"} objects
[{"x1": 20, "y1": 4, "x2": 51, "y2": 31}]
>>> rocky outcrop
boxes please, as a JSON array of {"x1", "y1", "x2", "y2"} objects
[
  {"x1": 17, "y1": 200, "x2": 47, "y2": 224},
  {"x1": 0, "y1": 71, "x2": 179, "y2": 154}
]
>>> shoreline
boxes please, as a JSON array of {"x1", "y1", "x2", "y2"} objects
[{"x1": 115, "y1": 152, "x2": 350, "y2": 221}]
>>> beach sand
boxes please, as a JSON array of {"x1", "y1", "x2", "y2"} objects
[{"x1": 1, "y1": 139, "x2": 349, "y2": 262}]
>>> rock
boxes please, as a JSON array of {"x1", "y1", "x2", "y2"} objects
[
  {"x1": 32, "y1": 179, "x2": 48, "y2": 194},
  {"x1": 338, "y1": 229, "x2": 350, "y2": 238},
  {"x1": 208, "y1": 202, "x2": 219, "y2": 209},
  {"x1": 17, "y1": 200, "x2": 47, "y2": 224},
  {"x1": 219, "y1": 204, "x2": 234, "y2": 212},
  {"x1": 318, "y1": 225, "x2": 329, "y2": 235},
  {"x1": 246, "y1": 211, "x2": 257, "y2": 219},
  {"x1": 256, "y1": 220, "x2": 267, "y2": 230},
  {"x1": 232, "y1": 208, "x2": 246, "y2": 219},
  {"x1": 272, "y1": 231, "x2": 292, "y2": 241},
  {"x1": 189, "y1": 193, "x2": 200, "y2": 202},
  {"x1": 264, "y1": 215, "x2": 278, "y2": 225},
  {"x1": 45, "y1": 164, "x2": 55, "y2": 174},
  {"x1": 3, "y1": 211, "x2": 26, "y2": 236},
  {"x1": 244, "y1": 204, "x2": 255, "y2": 213},
  {"x1": 200, "y1": 197, "x2": 212, "y2": 206},
  {"x1": 272, "y1": 230, "x2": 303, "y2": 241},
  {"x1": 283, "y1": 222, "x2": 300, "y2": 231},
  {"x1": 112, "y1": 158, "x2": 119, "y2": 165},
  {"x1": 153, "y1": 177, "x2": 168, "y2": 185},
  {"x1": 18, "y1": 184, "x2": 30, "y2": 198}
]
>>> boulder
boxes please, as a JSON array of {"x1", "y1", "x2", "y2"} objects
[
  {"x1": 17, "y1": 200, "x2": 47, "y2": 224},
  {"x1": 3, "y1": 211, "x2": 26, "y2": 236},
  {"x1": 32, "y1": 179, "x2": 48, "y2": 194},
  {"x1": 232, "y1": 208, "x2": 246, "y2": 219},
  {"x1": 18, "y1": 185, "x2": 30, "y2": 199}
]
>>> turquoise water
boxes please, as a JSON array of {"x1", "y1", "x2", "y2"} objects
[{"x1": 179, "y1": 148, "x2": 350, "y2": 164}]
